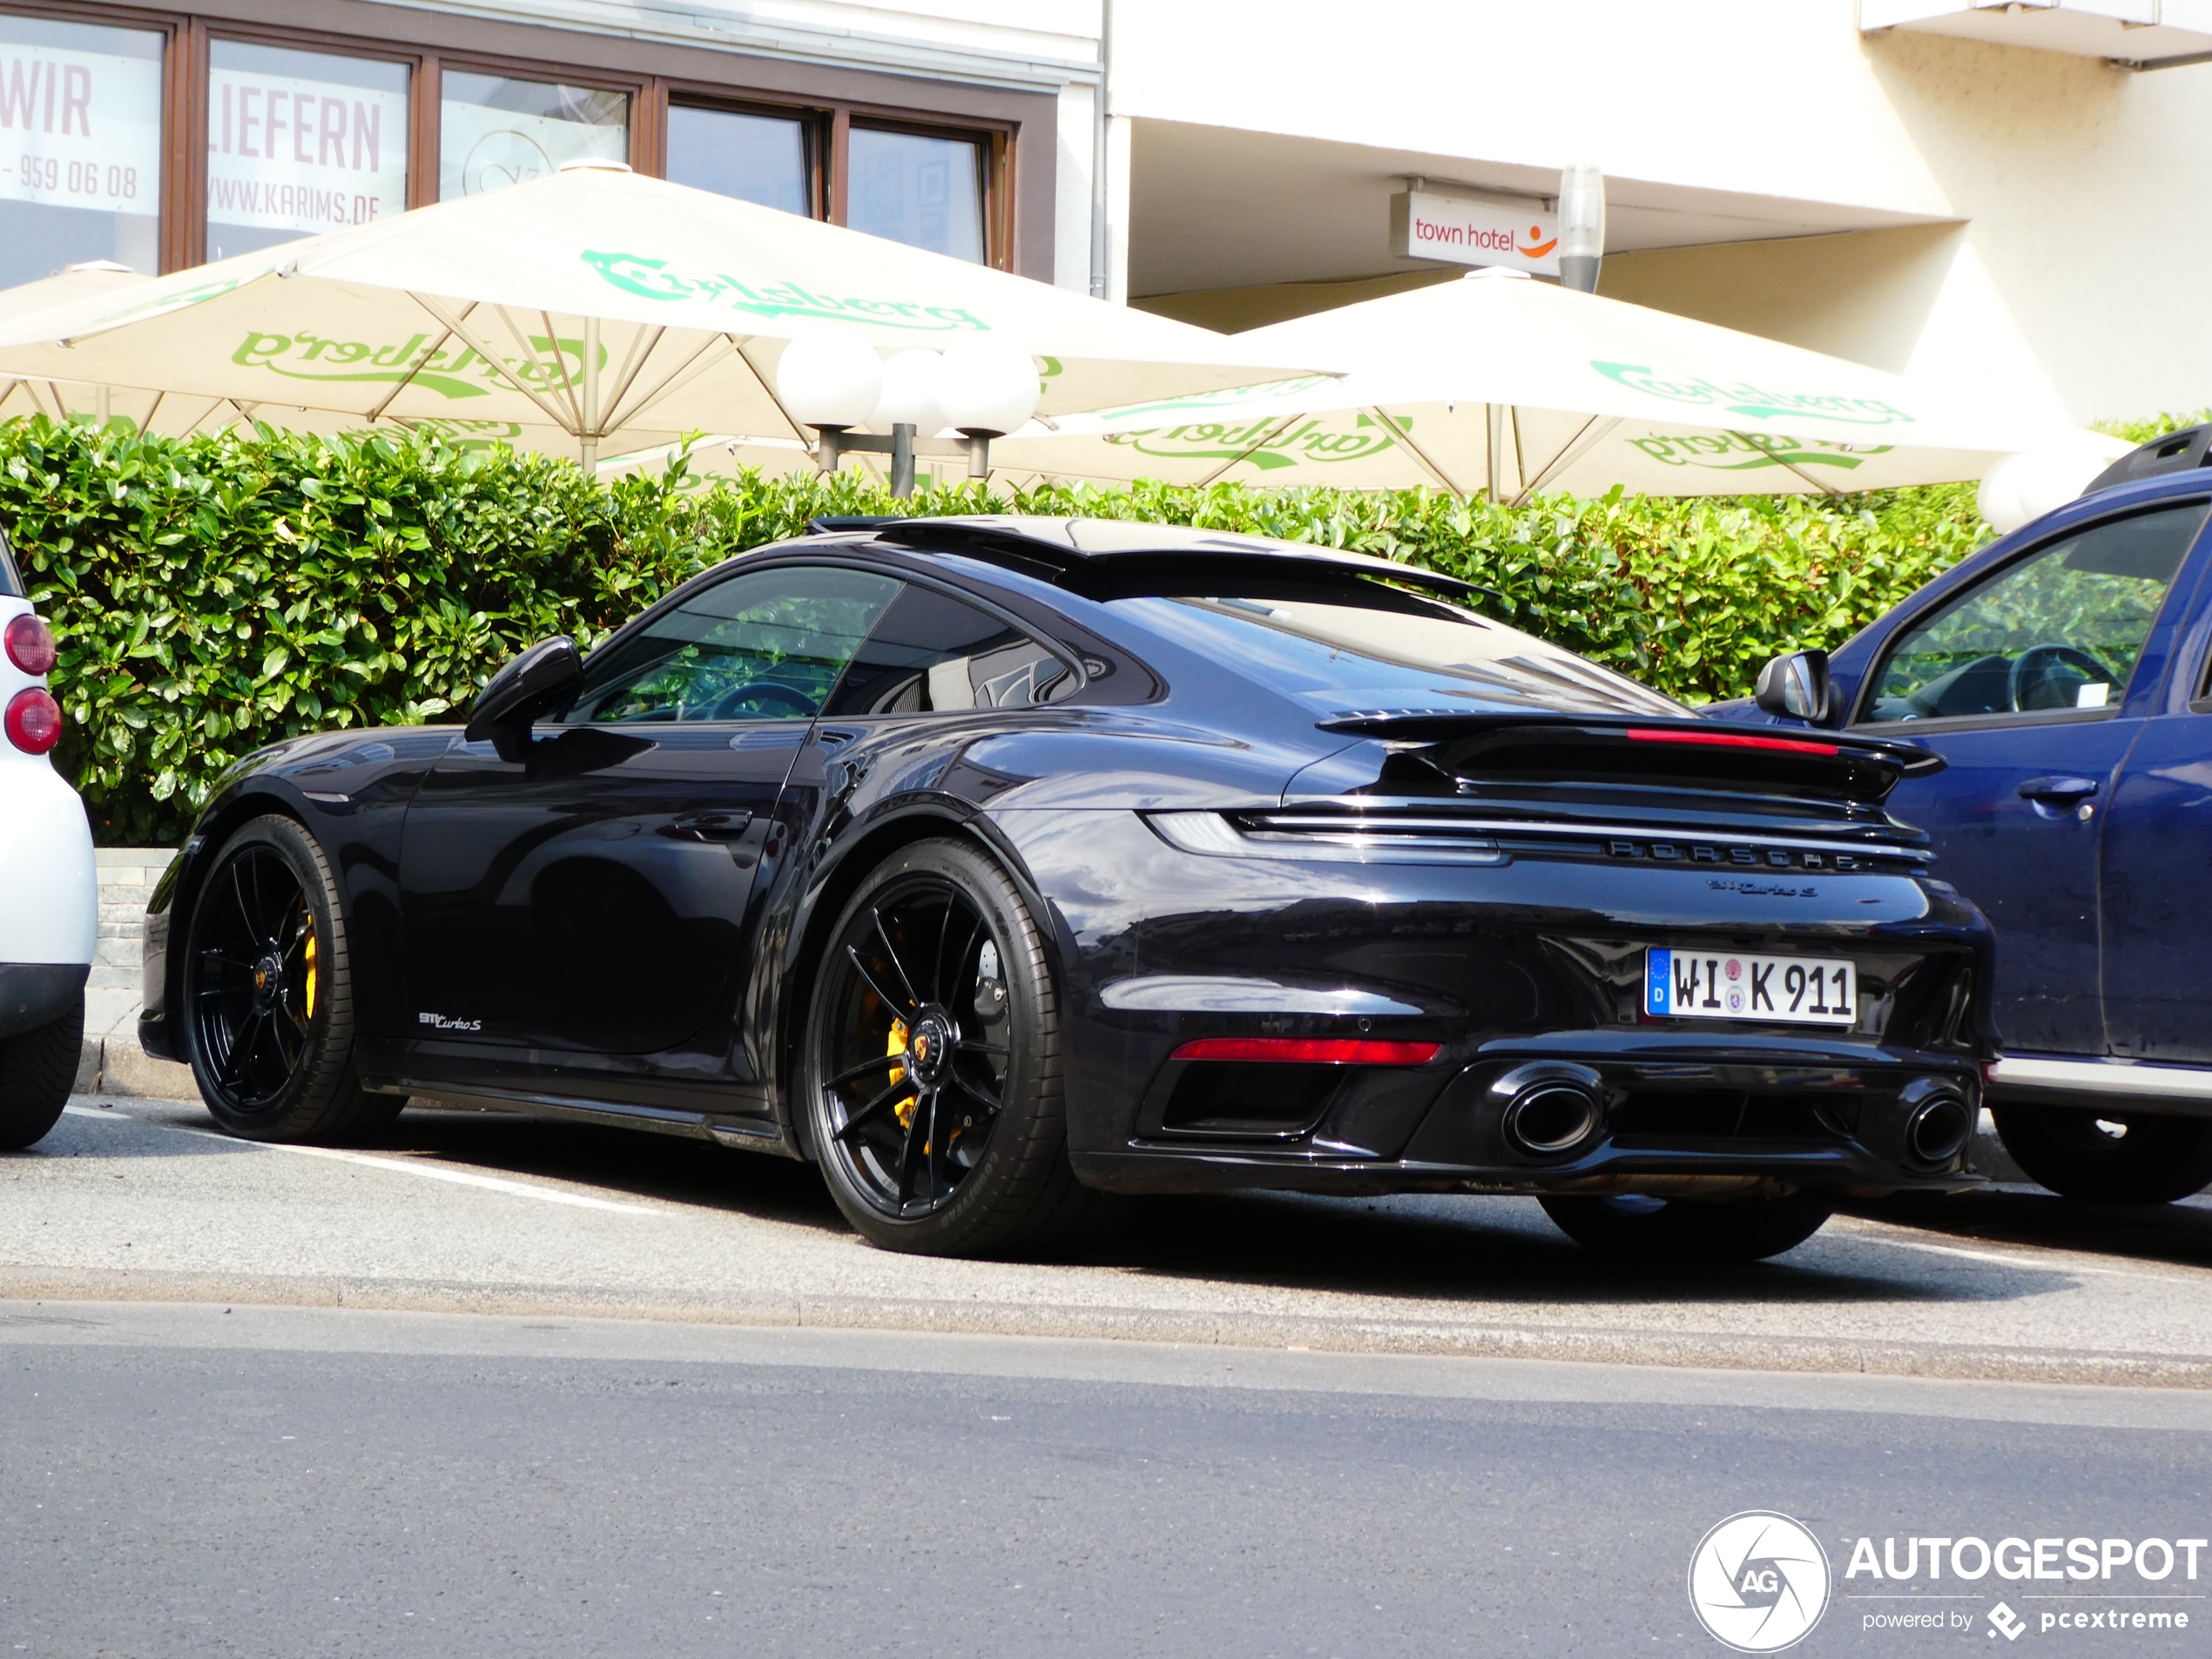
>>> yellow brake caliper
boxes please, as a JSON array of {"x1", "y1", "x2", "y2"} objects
[
  {"x1": 303, "y1": 928, "x2": 319, "y2": 1021},
  {"x1": 887, "y1": 1019, "x2": 914, "y2": 1128}
]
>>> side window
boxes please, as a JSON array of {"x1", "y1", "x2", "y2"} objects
[
  {"x1": 560, "y1": 566, "x2": 901, "y2": 725},
  {"x1": 822, "y1": 583, "x2": 1075, "y2": 718},
  {"x1": 1859, "y1": 502, "x2": 2209, "y2": 725}
]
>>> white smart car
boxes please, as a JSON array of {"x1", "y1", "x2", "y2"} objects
[{"x1": 0, "y1": 528, "x2": 94, "y2": 1149}]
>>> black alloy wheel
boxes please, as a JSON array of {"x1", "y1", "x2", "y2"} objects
[
  {"x1": 1538, "y1": 1189, "x2": 1837, "y2": 1262},
  {"x1": 805, "y1": 839, "x2": 1110, "y2": 1257},
  {"x1": 1991, "y1": 1103, "x2": 2212, "y2": 1204},
  {"x1": 184, "y1": 814, "x2": 398, "y2": 1143}
]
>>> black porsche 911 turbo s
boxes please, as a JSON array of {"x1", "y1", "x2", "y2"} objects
[{"x1": 139, "y1": 515, "x2": 1992, "y2": 1260}]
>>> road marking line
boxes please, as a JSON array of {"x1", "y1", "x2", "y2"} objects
[
  {"x1": 1835, "y1": 1226, "x2": 2169, "y2": 1281},
  {"x1": 62, "y1": 1104, "x2": 658, "y2": 1215}
]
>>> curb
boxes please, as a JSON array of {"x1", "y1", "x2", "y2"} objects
[
  {"x1": 76, "y1": 1031, "x2": 197, "y2": 1102},
  {"x1": 2, "y1": 1267, "x2": 2206, "y2": 1390}
]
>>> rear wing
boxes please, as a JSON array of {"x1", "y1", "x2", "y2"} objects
[{"x1": 1316, "y1": 711, "x2": 1943, "y2": 805}]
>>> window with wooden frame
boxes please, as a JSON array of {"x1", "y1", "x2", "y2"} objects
[
  {"x1": 0, "y1": 5, "x2": 168, "y2": 286},
  {"x1": 0, "y1": 2, "x2": 1021, "y2": 278}
]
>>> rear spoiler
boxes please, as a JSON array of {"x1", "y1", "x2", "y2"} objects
[{"x1": 1316, "y1": 711, "x2": 1943, "y2": 804}]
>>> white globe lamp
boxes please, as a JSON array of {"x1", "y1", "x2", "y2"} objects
[
  {"x1": 1978, "y1": 434, "x2": 2119, "y2": 535},
  {"x1": 870, "y1": 349, "x2": 948, "y2": 435},
  {"x1": 774, "y1": 325, "x2": 881, "y2": 430},
  {"x1": 935, "y1": 338, "x2": 1041, "y2": 438}
]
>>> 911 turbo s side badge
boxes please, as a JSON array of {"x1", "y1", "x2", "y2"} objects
[{"x1": 417, "y1": 1012, "x2": 483, "y2": 1033}]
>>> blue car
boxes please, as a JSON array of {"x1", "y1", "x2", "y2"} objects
[{"x1": 1722, "y1": 426, "x2": 2212, "y2": 1202}]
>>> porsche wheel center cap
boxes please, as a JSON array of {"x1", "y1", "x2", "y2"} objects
[
  {"x1": 907, "y1": 1015, "x2": 953, "y2": 1085},
  {"x1": 251, "y1": 954, "x2": 282, "y2": 1006}
]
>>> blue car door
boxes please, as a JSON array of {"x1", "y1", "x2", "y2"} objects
[
  {"x1": 1845, "y1": 499, "x2": 2210, "y2": 1056},
  {"x1": 2099, "y1": 537, "x2": 2212, "y2": 1062}
]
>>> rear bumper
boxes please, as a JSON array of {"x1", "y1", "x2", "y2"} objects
[
  {"x1": 1071, "y1": 1035, "x2": 1983, "y2": 1197},
  {"x1": 0, "y1": 962, "x2": 89, "y2": 1041}
]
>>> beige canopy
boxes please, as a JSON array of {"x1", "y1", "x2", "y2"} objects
[
  {"x1": 0, "y1": 166, "x2": 1311, "y2": 468},
  {"x1": 980, "y1": 272, "x2": 2115, "y2": 498}
]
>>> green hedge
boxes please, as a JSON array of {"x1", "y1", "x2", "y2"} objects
[{"x1": 2, "y1": 416, "x2": 2005, "y2": 845}]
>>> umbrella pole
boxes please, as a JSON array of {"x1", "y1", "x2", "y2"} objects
[{"x1": 581, "y1": 318, "x2": 601, "y2": 478}]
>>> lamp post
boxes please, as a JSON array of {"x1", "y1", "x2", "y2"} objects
[
  {"x1": 776, "y1": 328, "x2": 1040, "y2": 497},
  {"x1": 1558, "y1": 163, "x2": 1605, "y2": 294}
]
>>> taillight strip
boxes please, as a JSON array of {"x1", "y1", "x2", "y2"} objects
[
  {"x1": 1624, "y1": 726, "x2": 1841, "y2": 757},
  {"x1": 1171, "y1": 1037, "x2": 1440, "y2": 1066}
]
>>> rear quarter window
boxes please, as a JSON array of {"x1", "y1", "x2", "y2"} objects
[{"x1": 1109, "y1": 584, "x2": 1683, "y2": 719}]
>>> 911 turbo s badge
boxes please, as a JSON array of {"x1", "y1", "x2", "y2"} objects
[{"x1": 417, "y1": 1012, "x2": 483, "y2": 1032}]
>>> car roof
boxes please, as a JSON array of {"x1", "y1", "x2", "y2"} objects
[{"x1": 806, "y1": 514, "x2": 1484, "y2": 603}]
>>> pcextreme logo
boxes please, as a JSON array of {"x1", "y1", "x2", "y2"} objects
[
  {"x1": 1689, "y1": 1511, "x2": 1831, "y2": 1653},
  {"x1": 1595, "y1": 361, "x2": 1919, "y2": 428},
  {"x1": 581, "y1": 250, "x2": 991, "y2": 334}
]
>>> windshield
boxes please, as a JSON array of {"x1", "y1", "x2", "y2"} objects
[{"x1": 1111, "y1": 585, "x2": 1684, "y2": 719}]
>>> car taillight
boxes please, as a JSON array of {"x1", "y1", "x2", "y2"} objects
[
  {"x1": 4, "y1": 687, "x2": 61, "y2": 754},
  {"x1": 4, "y1": 612, "x2": 56, "y2": 676},
  {"x1": 1170, "y1": 1037, "x2": 1440, "y2": 1066}
]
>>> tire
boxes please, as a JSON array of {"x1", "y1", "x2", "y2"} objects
[
  {"x1": 0, "y1": 995, "x2": 84, "y2": 1150},
  {"x1": 1539, "y1": 1190, "x2": 1837, "y2": 1262},
  {"x1": 801, "y1": 838, "x2": 1115, "y2": 1257},
  {"x1": 181, "y1": 813, "x2": 398, "y2": 1144},
  {"x1": 1991, "y1": 1103, "x2": 2212, "y2": 1204}
]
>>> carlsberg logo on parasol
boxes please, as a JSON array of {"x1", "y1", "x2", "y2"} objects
[
  {"x1": 233, "y1": 329, "x2": 595, "y2": 399},
  {"x1": 1593, "y1": 361, "x2": 1919, "y2": 428},
  {"x1": 581, "y1": 250, "x2": 989, "y2": 334},
  {"x1": 1626, "y1": 431, "x2": 1898, "y2": 472}
]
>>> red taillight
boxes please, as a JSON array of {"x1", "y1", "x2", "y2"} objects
[
  {"x1": 1170, "y1": 1036, "x2": 1440, "y2": 1066},
  {"x1": 4, "y1": 687, "x2": 60, "y2": 754},
  {"x1": 1626, "y1": 725, "x2": 1840, "y2": 757},
  {"x1": 4, "y1": 612, "x2": 55, "y2": 677}
]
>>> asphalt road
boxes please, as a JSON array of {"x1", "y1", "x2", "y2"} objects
[
  {"x1": 9, "y1": 1093, "x2": 2212, "y2": 1384},
  {"x1": 4, "y1": 1302, "x2": 2211, "y2": 1657}
]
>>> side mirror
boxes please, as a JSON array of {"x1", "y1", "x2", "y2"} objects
[
  {"x1": 464, "y1": 637, "x2": 583, "y2": 758},
  {"x1": 1753, "y1": 649, "x2": 1832, "y2": 722}
]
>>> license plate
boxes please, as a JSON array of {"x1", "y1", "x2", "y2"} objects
[{"x1": 1645, "y1": 948, "x2": 1856, "y2": 1026}]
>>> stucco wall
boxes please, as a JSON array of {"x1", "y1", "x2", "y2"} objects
[{"x1": 1105, "y1": 0, "x2": 2212, "y2": 421}]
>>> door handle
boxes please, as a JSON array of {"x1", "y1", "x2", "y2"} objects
[
  {"x1": 660, "y1": 809, "x2": 753, "y2": 843},
  {"x1": 2018, "y1": 776, "x2": 2100, "y2": 804}
]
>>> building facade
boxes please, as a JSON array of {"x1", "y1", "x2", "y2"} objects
[{"x1": 3, "y1": 0, "x2": 2208, "y2": 424}]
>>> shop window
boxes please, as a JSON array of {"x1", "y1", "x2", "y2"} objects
[
  {"x1": 440, "y1": 71, "x2": 626, "y2": 199},
  {"x1": 665, "y1": 104, "x2": 808, "y2": 216},
  {"x1": 0, "y1": 14, "x2": 162, "y2": 287},
  {"x1": 206, "y1": 41, "x2": 408, "y2": 262},
  {"x1": 847, "y1": 125, "x2": 983, "y2": 262}
]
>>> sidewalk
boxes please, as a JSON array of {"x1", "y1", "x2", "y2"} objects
[{"x1": 11, "y1": 1089, "x2": 2199, "y2": 1389}]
